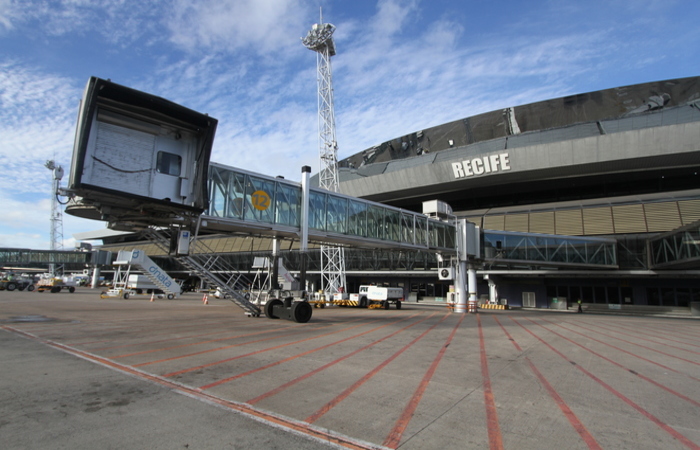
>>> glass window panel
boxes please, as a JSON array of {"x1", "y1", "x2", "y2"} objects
[
  {"x1": 367, "y1": 206, "x2": 384, "y2": 239},
  {"x1": 156, "y1": 151, "x2": 181, "y2": 176},
  {"x1": 275, "y1": 183, "x2": 301, "y2": 227},
  {"x1": 647, "y1": 287, "x2": 660, "y2": 306},
  {"x1": 348, "y1": 200, "x2": 367, "y2": 237},
  {"x1": 385, "y1": 209, "x2": 400, "y2": 242},
  {"x1": 326, "y1": 195, "x2": 348, "y2": 234},
  {"x1": 309, "y1": 191, "x2": 327, "y2": 230}
]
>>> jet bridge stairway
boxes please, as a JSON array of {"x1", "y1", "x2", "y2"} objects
[{"x1": 142, "y1": 227, "x2": 262, "y2": 317}]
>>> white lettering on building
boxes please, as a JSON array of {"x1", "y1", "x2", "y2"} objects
[{"x1": 452, "y1": 153, "x2": 511, "y2": 179}]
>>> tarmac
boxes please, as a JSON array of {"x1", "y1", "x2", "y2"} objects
[{"x1": 1, "y1": 288, "x2": 699, "y2": 449}]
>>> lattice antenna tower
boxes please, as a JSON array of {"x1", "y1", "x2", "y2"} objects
[
  {"x1": 45, "y1": 160, "x2": 64, "y2": 276},
  {"x1": 303, "y1": 9, "x2": 346, "y2": 294}
]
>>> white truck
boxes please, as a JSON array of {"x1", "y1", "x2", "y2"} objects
[{"x1": 351, "y1": 285, "x2": 404, "y2": 309}]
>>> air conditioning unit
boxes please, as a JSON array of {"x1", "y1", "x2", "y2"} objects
[{"x1": 438, "y1": 267, "x2": 454, "y2": 280}]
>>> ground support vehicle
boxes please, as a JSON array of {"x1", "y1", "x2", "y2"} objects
[
  {"x1": 0, "y1": 277, "x2": 35, "y2": 292},
  {"x1": 352, "y1": 285, "x2": 404, "y2": 309},
  {"x1": 36, "y1": 278, "x2": 76, "y2": 293}
]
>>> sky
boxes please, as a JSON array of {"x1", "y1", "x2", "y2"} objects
[{"x1": 0, "y1": 0, "x2": 698, "y2": 250}]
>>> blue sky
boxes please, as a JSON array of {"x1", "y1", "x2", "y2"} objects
[{"x1": 0, "y1": 0, "x2": 698, "y2": 250}]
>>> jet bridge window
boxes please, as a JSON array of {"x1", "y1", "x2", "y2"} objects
[{"x1": 156, "y1": 151, "x2": 182, "y2": 176}]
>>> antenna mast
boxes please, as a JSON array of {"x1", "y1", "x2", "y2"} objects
[{"x1": 303, "y1": 9, "x2": 346, "y2": 295}]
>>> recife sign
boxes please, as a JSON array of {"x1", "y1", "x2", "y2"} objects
[{"x1": 452, "y1": 152, "x2": 511, "y2": 179}]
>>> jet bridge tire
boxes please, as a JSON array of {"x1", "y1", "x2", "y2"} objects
[
  {"x1": 292, "y1": 301, "x2": 313, "y2": 323},
  {"x1": 265, "y1": 299, "x2": 283, "y2": 319}
]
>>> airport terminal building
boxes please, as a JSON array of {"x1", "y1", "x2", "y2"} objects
[
  {"x1": 84, "y1": 76, "x2": 700, "y2": 310},
  {"x1": 332, "y1": 76, "x2": 700, "y2": 309}
]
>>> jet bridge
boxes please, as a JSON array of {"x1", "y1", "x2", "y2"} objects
[{"x1": 65, "y1": 78, "x2": 457, "y2": 321}]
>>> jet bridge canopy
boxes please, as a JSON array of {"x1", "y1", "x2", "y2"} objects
[{"x1": 67, "y1": 77, "x2": 217, "y2": 223}]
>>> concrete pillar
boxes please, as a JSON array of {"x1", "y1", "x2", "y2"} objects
[
  {"x1": 298, "y1": 166, "x2": 311, "y2": 290},
  {"x1": 271, "y1": 238, "x2": 280, "y2": 290},
  {"x1": 454, "y1": 261, "x2": 468, "y2": 313},
  {"x1": 468, "y1": 265, "x2": 478, "y2": 313},
  {"x1": 90, "y1": 267, "x2": 101, "y2": 289}
]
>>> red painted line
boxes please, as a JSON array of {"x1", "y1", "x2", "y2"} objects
[
  {"x1": 200, "y1": 313, "x2": 425, "y2": 390},
  {"x1": 247, "y1": 312, "x2": 441, "y2": 405},
  {"x1": 0, "y1": 325, "x2": 386, "y2": 450},
  {"x1": 566, "y1": 321, "x2": 700, "y2": 366},
  {"x1": 382, "y1": 314, "x2": 465, "y2": 449},
  {"x1": 492, "y1": 316, "x2": 522, "y2": 351},
  {"x1": 570, "y1": 320, "x2": 700, "y2": 355},
  {"x1": 494, "y1": 316, "x2": 629, "y2": 449},
  {"x1": 305, "y1": 314, "x2": 451, "y2": 424},
  {"x1": 475, "y1": 314, "x2": 504, "y2": 450},
  {"x1": 642, "y1": 323, "x2": 700, "y2": 341},
  {"x1": 542, "y1": 319, "x2": 700, "y2": 383},
  {"x1": 116, "y1": 320, "x2": 346, "y2": 359},
  {"x1": 526, "y1": 358, "x2": 603, "y2": 449},
  {"x1": 160, "y1": 317, "x2": 388, "y2": 376},
  {"x1": 580, "y1": 320, "x2": 700, "y2": 349},
  {"x1": 510, "y1": 317, "x2": 700, "y2": 449},
  {"x1": 533, "y1": 318, "x2": 700, "y2": 407}
]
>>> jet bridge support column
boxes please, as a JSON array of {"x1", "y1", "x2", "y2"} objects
[
  {"x1": 271, "y1": 238, "x2": 280, "y2": 290},
  {"x1": 454, "y1": 219, "x2": 481, "y2": 313},
  {"x1": 467, "y1": 264, "x2": 478, "y2": 313},
  {"x1": 298, "y1": 165, "x2": 311, "y2": 291},
  {"x1": 455, "y1": 260, "x2": 467, "y2": 313}
]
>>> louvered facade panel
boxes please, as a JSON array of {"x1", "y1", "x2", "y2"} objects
[
  {"x1": 504, "y1": 214, "x2": 529, "y2": 232},
  {"x1": 645, "y1": 202, "x2": 681, "y2": 232},
  {"x1": 483, "y1": 215, "x2": 505, "y2": 231},
  {"x1": 582, "y1": 207, "x2": 614, "y2": 235},
  {"x1": 678, "y1": 199, "x2": 700, "y2": 225},
  {"x1": 554, "y1": 210, "x2": 583, "y2": 235},
  {"x1": 612, "y1": 204, "x2": 647, "y2": 233},
  {"x1": 220, "y1": 237, "x2": 238, "y2": 253},
  {"x1": 529, "y1": 211, "x2": 555, "y2": 234}
]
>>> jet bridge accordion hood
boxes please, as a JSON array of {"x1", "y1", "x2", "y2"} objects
[{"x1": 67, "y1": 77, "x2": 217, "y2": 224}]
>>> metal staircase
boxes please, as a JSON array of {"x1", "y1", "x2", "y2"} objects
[{"x1": 142, "y1": 227, "x2": 261, "y2": 316}]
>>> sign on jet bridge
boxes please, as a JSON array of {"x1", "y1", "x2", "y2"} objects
[{"x1": 452, "y1": 152, "x2": 511, "y2": 179}]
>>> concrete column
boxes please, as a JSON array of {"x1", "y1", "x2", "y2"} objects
[
  {"x1": 468, "y1": 265, "x2": 478, "y2": 313},
  {"x1": 91, "y1": 267, "x2": 101, "y2": 289},
  {"x1": 271, "y1": 238, "x2": 280, "y2": 290},
  {"x1": 454, "y1": 261, "x2": 468, "y2": 313},
  {"x1": 298, "y1": 166, "x2": 311, "y2": 290}
]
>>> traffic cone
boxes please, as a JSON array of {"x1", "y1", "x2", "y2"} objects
[
  {"x1": 202, "y1": 293, "x2": 208, "y2": 305},
  {"x1": 150, "y1": 292, "x2": 155, "y2": 302}
]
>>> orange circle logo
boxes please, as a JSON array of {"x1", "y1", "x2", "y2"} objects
[{"x1": 251, "y1": 190, "x2": 271, "y2": 211}]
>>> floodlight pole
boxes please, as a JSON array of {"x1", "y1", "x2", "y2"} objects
[
  {"x1": 45, "y1": 160, "x2": 64, "y2": 277},
  {"x1": 303, "y1": 10, "x2": 347, "y2": 296}
]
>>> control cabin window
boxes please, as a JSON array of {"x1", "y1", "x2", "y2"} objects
[{"x1": 157, "y1": 152, "x2": 181, "y2": 176}]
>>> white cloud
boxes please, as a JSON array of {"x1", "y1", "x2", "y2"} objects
[{"x1": 166, "y1": 0, "x2": 312, "y2": 58}]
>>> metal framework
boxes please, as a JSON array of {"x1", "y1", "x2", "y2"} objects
[
  {"x1": 303, "y1": 11, "x2": 346, "y2": 294},
  {"x1": 45, "y1": 160, "x2": 65, "y2": 276}
]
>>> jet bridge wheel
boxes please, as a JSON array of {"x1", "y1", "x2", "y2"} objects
[
  {"x1": 264, "y1": 299, "x2": 283, "y2": 319},
  {"x1": 291, "y1": 301, "x2": 313, "y2": 323}
]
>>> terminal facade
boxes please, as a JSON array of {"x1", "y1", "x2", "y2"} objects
[{"x1": 333, "y1": 76, "x2": 700, "y2": 309}]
